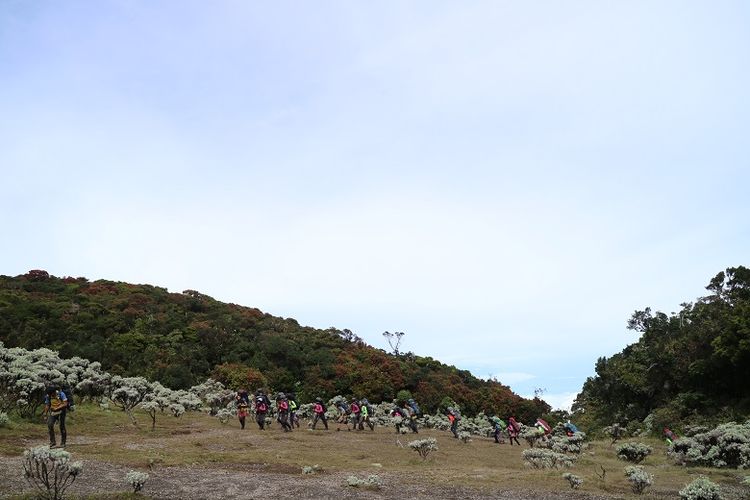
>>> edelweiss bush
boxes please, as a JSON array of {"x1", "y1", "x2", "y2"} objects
[
  {"x1": 346, "y1": 474, "x2": 382, "y2": 490},
  {"x1": 624, "y1": 466, "x2": 653, "y2": 494},
  {"x1": 408, "y1": 437, "x2": 438, "y2": 460},
  {"x1": 562, "y1": 472, "x2": 583, "y2": 489},
  {"x1": 0, "y1": 411, "x2": 9, "y2": 427},
  {"x1": 125, "y1": 470, "x2": 149, "y2": 493},
  {"x1": 616, "y1": 442, "x2": 652, "y2": 463},
  {"x1": 669, "y1": 421, "x2": 750, "y2": 469},
  {"x1": 678, "y1": 476, "x2": 723, "y2": 500},
  {"x1": 549, "y1": 432, "x2": 587, "y2": 454},
  {"x1": 23, "y1": 446, "x2": 83, "y2": 500},
  {"x1": 522, "y1": 448, "x2": 575, "y2": 469},
  {"x1": 457, "y1": 431, "x2": 472, "y2": 443}
]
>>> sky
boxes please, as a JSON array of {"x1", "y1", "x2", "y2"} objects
[{"x1": 1, "y1": 1, "x2": 748, "y2": 410}]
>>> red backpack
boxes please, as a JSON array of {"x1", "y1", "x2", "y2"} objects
[
  {"x1": 314, "y1": 403, "x2": 324, "y2": 414},
  {"x1": 278, "y1": 400, "x2": 288, "y2": 411},
  {"x1": 350, "y1": 403, "x2": 360, "y2": 414}
]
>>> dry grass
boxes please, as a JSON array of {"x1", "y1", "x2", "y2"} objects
[{"x1": 2, "y1": 405, "x2": 749, "y2": 499}]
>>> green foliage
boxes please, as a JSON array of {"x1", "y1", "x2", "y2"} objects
[
  {"x1": 0, "y1": 411, "x2": 9, "y2": 427},
  {"x1": 679, "y1": 476, "x2": 723, "y2": 500},
  {"x1": 616, "y1": 442, "x2": 652, "y2": 464},
  {"x1": 669, "y1": 420, "x2": 750, "y2": 469},
  {"x1": 574, "y1": 266, "x2": 750, "y2": 432},
  {"x1": 624, "y1": 465, "x2": 653, "y2": 494},
  {"x1": 0, "y1": 271, "x2": 540, "y2": 418},
  {"x1": 396, "y1": 389, "x2": 413, "y2": 404}
]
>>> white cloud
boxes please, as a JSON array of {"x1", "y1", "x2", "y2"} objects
[{"x1": 491, "y1": 372, "x2": 536, "y2": 385}]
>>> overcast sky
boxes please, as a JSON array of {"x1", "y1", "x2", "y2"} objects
[{"x1": 2, "y1": 1, "x2": 748, "y2": 409}]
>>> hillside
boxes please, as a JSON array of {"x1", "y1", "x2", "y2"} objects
[
  {"x1": 573, "y1": 266, "x2": 750, "y2": 432},
  {"x1": 0, "y1": 270, "x2": 547, "y2": 419}
]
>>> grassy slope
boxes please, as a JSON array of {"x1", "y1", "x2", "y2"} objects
[{"x1": 2, "y1": 405, "x2": 749, "y2": 499}]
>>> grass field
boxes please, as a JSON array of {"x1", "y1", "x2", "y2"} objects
[{"x1": 2, "y1": 405, "x2": 749, "y2": 499}]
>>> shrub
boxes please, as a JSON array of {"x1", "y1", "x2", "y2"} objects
[
  {"x1": 520, "y1": 425, "x2": 545, "y2": 448},
  {"x1": 457, "y1": 431, "x2": 472, "y2": 444},
  {"x1": 678, "y1": 476, "x2": 723, "y2": 500},
  {"x1": 522, "y1": 448, "x2": 575, "y2": 469},
  {"x1": 616, "y1": 442, "x2": 652, "y2": 463},
  {"x1": 23, "y1": 446, "x2": 83, "y2": 500},
  {"x1": 125, "y1": 470, "x2": 149, "y2": 493},
  {"x1": 302, "y1": 465, "x2": 320, "y2": 475},
  {"x1": 346, "y1": 474, "x2": 382, "y2": 490},
  {"x1": 562, "y1": 472, "x2": 582, "y2": 489},
  {"x1": 408, "y1": 438, "x2": 438, "y2": 460},
  {"x1": 0, "y1": 411, "x2": 9, "y2": 427},
  {"x1": 603, "y1": 423, "x2": 626, "y2": 445},
  {"x1": 624, "y1": 466, "x2": 653, "y2": 494},
  {"x1": 669, "y1": 421, "x2": 750, "y2": 469},
  {"x1": 549, "y1": 432, "x2": 587, "y2": 454}
]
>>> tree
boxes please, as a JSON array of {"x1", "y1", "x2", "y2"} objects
[{"x1": 382, "y1": 331, "x2": 405, "y2": 356}]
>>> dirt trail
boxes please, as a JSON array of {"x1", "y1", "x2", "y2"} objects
[{"x1": 0, "y1": 454, "x2": 620, "y2": 500}]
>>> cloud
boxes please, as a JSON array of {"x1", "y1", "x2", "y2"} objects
[
  {"x1": 529, "y1": 392, "x2": 578, "y2": 412},
  {"x1": 492, "y1": 372, "x2": 536, "y2": 385}
]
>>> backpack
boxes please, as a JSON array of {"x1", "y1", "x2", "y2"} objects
[
  {"x1": 365, "y1": 404, "x2": 374, "y2": 416},
  {"x1": 339, "y1": 401, "x2": 350, "y2": 414},
  {"x1": 314, "y1": 403, "x2": 324, "y2": 414},
  {"x1": 350, "y1": 402, "x2": 360, "y2": 414},
  {"x1": 408, "y1": 399, "x2": 421, "y2": 416},
  {"x1": 255, "y1": 396, "x2": 267, "y2": 412},
  {"x1": 278, "y1": 400, "x2": 288, "y2": 411},
  {"x1": 61, "y1": 387, "x2": 74, "y2": 411}
]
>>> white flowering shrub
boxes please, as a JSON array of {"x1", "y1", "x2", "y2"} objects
[
  {"x1": 408, "y1": 437, "x2": 438, "y2": 460},
  {"x1": 624, "y1": 466, "x2": 653, "y2": 494},
  {"x1": 108, "y1": 376, "x2": 152, "y2": 424},
  {"x1": 669, "y1": 421, "x2": 750, "y2": 469},
  {"x1": 562, "y1": 472, "x2": 582, "y2": 489},
  {"x1": 549, "y1": 432, "x2": 587, "y2": 454},
  {"x1": 520, "y1": 424, "x2": 545, "y2": 448},
  {"x1": 216, "y1": 408, "x2": 233, "y2": 424},
  {"x1": 678, "y1": 476, "x2": 723, "y2": 500},
  {"x1": 522, "y1": 448, "x2": 575, "y2": 469},
  {"x1": 616, "y1": 443, "x2": 652, "y2": 464},
  {"x1": 301, "y1": 465, "x2": 320, "y2": 475},
  {"x1": 0, "y1": 411, "x2": 10, "y2": 427},
  {"x1": 603, "y1": 423, "x2": 627, "y2": 444},
  {"x1": 125, "y1": 470, "x2": 149, "y2": 493},
  {"x1": 346, "y1": 474, "x2": 382, "y2": 490},
  {"x1": 189, "y1": 379, "x2": 234, "y2": 415},
  {"x1": 457, "y1": 431, "x2": 472, "y2": 444},
  {"x1": 23, "y1": 445, "x2": 83, "y2": 500}
]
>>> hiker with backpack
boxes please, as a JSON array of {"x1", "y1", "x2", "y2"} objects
[
  {"x1": 390, "y1": 407, "x2": 408, "y2": 433},
  {"x1": 488, "y1": 415, "x2": 506, "y2": 444},
  {"x1": 236, "y1": 390, "x2": 250, "y2": 429},
  {"x1": 507, "y1": 416, "x2": 521, "y2": 445},
  {"x1": 349, "y1": 398, "x2": 361, "y2": 430},
  {"x1": 42, "y1": 386, "x2": 69, "y2": 448},
  {"x1": 402, "y1": 403, "x2": 419, "y2": 433},
  {"x1": 287, "y1": 393, "x2": 300, "y2": 429},
  {"x1": 335, "y1": 399, "x2": 351, "y2": 428},
  {"x1": 359, "y1": 398, "x2": 375, "y2": 431},
  {"x1": 253, "y1": 390, "x2": 271, "y2": 430},
  {"x1": 446, "y1": 406, "x2": 461, "y2": 438},
  {"x1": 663, "y1": 427, "x2": 678, "y2": 445},
  {"x1": 312, "y1": 397, "x2": 328, "y2": 430},
  {"x1": 276, "y1": 393, "x2": 293, "y2": 432}
]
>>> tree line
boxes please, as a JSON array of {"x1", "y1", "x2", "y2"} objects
[{"x1": 0, "y1": 270, "x2": 549, "y2": 421}]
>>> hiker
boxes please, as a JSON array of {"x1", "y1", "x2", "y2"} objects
[
  {"x1": 391, "y1": 407, "x2": 407, "y2": 433},
  {"x1": 507, "y1": 416, "x2": 521, "y2": 445},
  {"x1": 446, "y1": 406, "x2": 461, "y2": 438},
  {"x1": 664, "y1": 427, "x2": 678, "y2": 445},
  {"x1": 360, "y1": 398, "x2": 375, "y2": 431},
  {"x1": 312, "y1": 397, "x2": 328, "y2": 430},
  {"x1": 253, "y1": 390, "x2": 271, "y2": 430},
  {"x1": 563, "y1": 421, "x2": 579, "y2": 436},
  {"x1": 42, "y1": 386, "x2": 69, "y2": 448},
  {"x1": 287, "y1": 393, "x2": 300, "y2": 428},
  {"x1": 349, "y1": 398, "x2": 361, "y2": 430},
  {"x1": 276, "y1": 393, "x2": 293, "y2": 432},
  {"x1": 236, "y1": 389, "x2": 250, "y2": 429},
  {"x1": 535, "y1": 418, "x2": 552, "y2": 442},
  {"x1": 335, "y1": 399, "x2": 351, "y2": 428},
  {"x1": 402, "y1": 403, "x2": 418, "y2": 433},
  {"x1": 407, "y1": 398, "x2": 421, "y2": 418},
  {"x1": 488, "y1": 415, "x2": 506, "y2": 444}
]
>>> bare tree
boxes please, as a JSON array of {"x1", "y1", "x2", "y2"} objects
[{"x1": 382, "y1": 331, "x2": 405, "y2": 355}]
